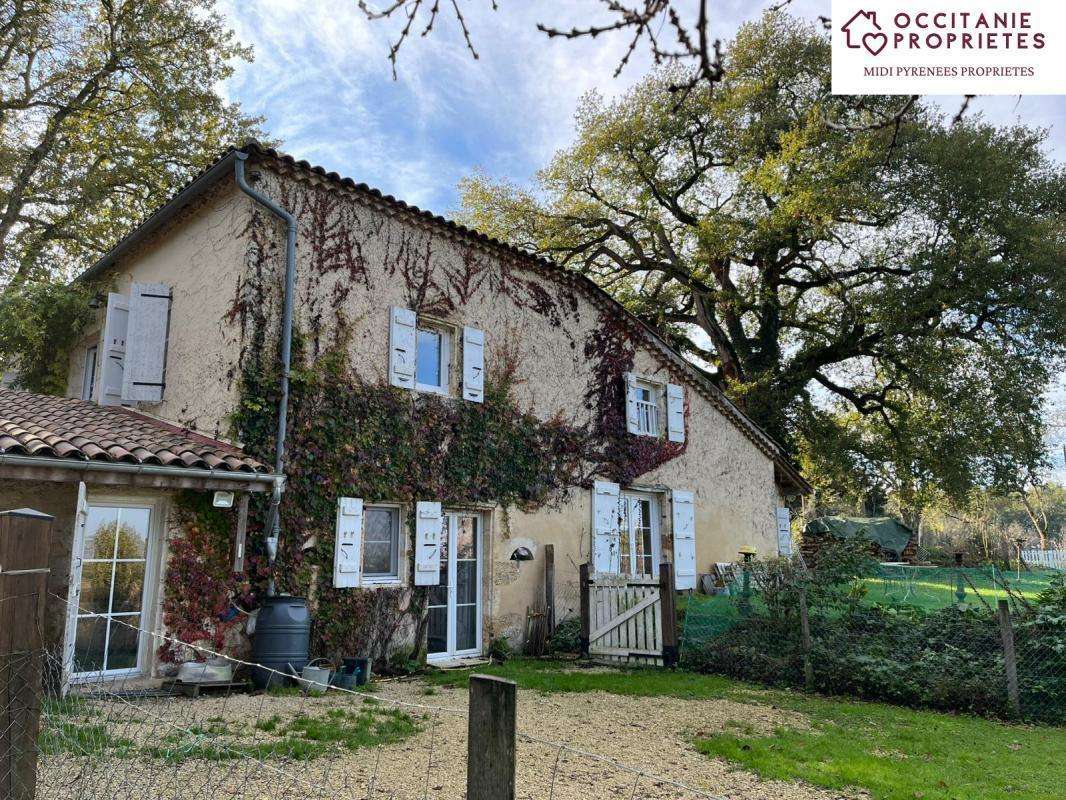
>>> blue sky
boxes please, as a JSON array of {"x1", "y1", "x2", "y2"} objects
[{"x1": 216, "y1": 0, "x2": 1065, "y2": 480}]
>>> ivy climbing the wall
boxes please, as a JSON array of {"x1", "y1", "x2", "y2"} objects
[{"x1": 163, "y1": 180, "x2": 688, "y2": 668}]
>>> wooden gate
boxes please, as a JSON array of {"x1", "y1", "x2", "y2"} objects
[{"x1": 579, "y1": 563, "x2": 678, "y2": 667}]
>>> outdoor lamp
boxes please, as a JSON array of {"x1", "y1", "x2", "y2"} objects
[{"x1": 510, "y1": 547, "x2": 534, "y2": 562}]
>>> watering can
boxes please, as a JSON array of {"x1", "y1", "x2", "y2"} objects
[{"x1": 297, "y1": 659, "x2": 333, "y2": 695}]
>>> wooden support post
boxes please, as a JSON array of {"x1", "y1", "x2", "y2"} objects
[
  {"x1": 0, "y1": 508, "x2": 54, "y2": 800},
  {"x1": 997, "y1": 599, "x2": 1021, "y2": 718},
  {"x1": 467, "y1": 674, "x2": 516, "y2": 800},
  {"x1": 579, "y1": 562, "x2": 590, "y2": 658},
  {"x1": 798, "y1": 588, "x2": 814, "y2": 691},
  {"x1": 544, "y1": 544, "x2": 555, "y2": 635},
  {"x1": 659, "y1": 562, "x2": 678, "y2": 668}
]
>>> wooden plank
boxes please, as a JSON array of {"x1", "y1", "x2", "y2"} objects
[
  {"x1": 467, "y1": 675, "x2": 516, "y2": 800},
  {"x1": 1, "y1": 509, "x2": 54, "y2": 800},
  {"x1": 589, "y1": 592, "x2": 660, "y2": 642},
  {"x1": 659, "y1": 562, "x2": 678, "y2": 667},
  {"x1": 997, "y1": 599, "x2": 1021, "y2": 717},
  {"x1": 544, "y1": 544, "x2": 555, "y2": 634},
  {"x1": 798, "y1": 587, "x2": 813, "y2": 690},
  {"x1": 579, "y1": 563, "x2": 590, "y2": 657}
]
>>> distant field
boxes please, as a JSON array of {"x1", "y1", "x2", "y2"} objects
[{"x1": 680, "y1": 567, "x2": 1058, "y2": 635}]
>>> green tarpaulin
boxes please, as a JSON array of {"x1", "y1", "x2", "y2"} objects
[{"x1": 803, "y1": 516, "x2": 913, "y2": 556}]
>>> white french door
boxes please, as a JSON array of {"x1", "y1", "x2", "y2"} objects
[
  {"x1": 67, "y1": 502, "x2": 154, "y2": 678},
  {"x1": 426, "y1": 512, "x2": 482, "y2": 660},
  {"x1": 619, "y1": 492, "x2": 661, "y2": 578}
]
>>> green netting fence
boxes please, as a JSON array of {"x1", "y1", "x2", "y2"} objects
[{"x1": 679, "y1": 565, "x2": 1066, "y2": 724}]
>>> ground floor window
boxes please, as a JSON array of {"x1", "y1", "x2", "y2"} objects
[{"x1": 362, "y1": 505, "x2": 401, "y2": 582}]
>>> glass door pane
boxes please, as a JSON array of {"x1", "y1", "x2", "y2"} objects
[
  {"x1": 73, "y1": 505, "x2": 150, "y2": 675},
  {"x1": 454, "y1": 516, "x2": 479, "y2": 652}
]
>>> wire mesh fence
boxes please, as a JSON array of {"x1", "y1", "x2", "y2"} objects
[
  {"x1": 1, "y1": 591, "x2": 732, "y2": 800},
  {"x1": 679, "y1": 564, "x2": 1066, "y2": 724}
]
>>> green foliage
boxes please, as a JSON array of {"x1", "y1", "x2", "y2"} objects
[
  {"x1": 548, "y1": 616, "x2": 582, "y2": 655},
  {"x1": 487, "y1": 636, "x2": 513, "y2": 662},
  {"x1": 0, "y1": 0, "x2": 265, "y2": 284},
  {"x1": 458, "y1": 10, "x2": 1066, "y2": 508},
  {"x1": 681, "y1": 552, "x2": 1066, "y2": 722},
  {"x1": 0, "y1": 281, "x2": 96, "y2": 393}
]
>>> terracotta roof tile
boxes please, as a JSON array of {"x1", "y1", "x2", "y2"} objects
[{"x1": 0, "y1": 388, "x2": 266, "y2": 474}]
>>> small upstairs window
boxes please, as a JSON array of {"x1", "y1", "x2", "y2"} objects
[
  {"x1": 81, "y1": 345, "x2": 98, "y2": 401},
  {"x1": 633, "y1": 380, "x2": 661, "y2": 437},
  {"x1": 415, "y1": 324, "x2": 451, "y2": 395}
]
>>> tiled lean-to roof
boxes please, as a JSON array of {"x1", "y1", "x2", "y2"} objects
[{"x1": 0, "y1": 388, "x2": 266, "y2": 473}]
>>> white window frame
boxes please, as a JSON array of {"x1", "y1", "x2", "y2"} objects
[
  {"x1": 81, "y1": 345, "x2": 98, "y2": 401},
  {"x1": 64, "y1": 493, "x2": 167, "y2": 683},
  {"x1": 633, "y1": 378, "x2": 663, "y2": 438},
  {"x1": 414, "y1": 321, "x2": 452, "y2": 396},
  {"x1": 360, "y1": 503, "x2": 405, "y2": 587}
]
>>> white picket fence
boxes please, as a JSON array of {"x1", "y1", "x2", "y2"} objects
[{"x1": 1021, "y1": 549, "x2": 1066, "y2": 569}]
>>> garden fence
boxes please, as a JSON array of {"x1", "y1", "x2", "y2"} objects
[
  {"x1": 2, "y1": 590, "x2": 729, "y2": 800},
  {"x1": 679, "y1": 564, "x2": 1065, "y2": 723}
]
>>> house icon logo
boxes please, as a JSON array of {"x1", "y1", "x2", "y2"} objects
[{"x1": 841, "y1": 9, "x2": 888, "y2": 56}]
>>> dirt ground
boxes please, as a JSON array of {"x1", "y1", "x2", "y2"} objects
[{"x1": 34, "y1": 675, "x2": 861, "y2": 800}]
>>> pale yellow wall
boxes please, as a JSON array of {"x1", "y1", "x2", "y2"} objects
[
  {"x1": 66, "y1": 181, "x2": 251, "y2": 439},
  {"x1": 79, "y1": 161, "x2": 782, "y2": 648}
]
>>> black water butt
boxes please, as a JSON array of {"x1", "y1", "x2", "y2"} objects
[{"x1": 250, "y1": 596, "x2": 311, "y2": 689}]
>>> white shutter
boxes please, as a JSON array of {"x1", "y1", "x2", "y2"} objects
[
  {"x1": 62, "y1": 482, "x2": 89, "y2": 693},
  {"x1": 389, "y1": 307, "x2": 417, "y2": 389},
  {"x1": 666, "y1": 383, "x2": 685, "y2": 443},
  {"x1": 591, "y1": 480, "x2": 622, "y2": 575},
  {"x1": 672, "y1": 489, "x2": 697, "y2": 590},
  {"x1": 776, "y1": 507, "x2": 793, "y2": 556},
  {"x1": 462, "y1": 326, "x2": 485, "y2": 403},
  {"x1": 414, "y1": 501, "x2": 442, "y2": 586},
  {"x1": 122, "y1": 282, "x2": 172, "y2": 403},
  {"x1": 98, "y1": 293, "x2": 129, "y2": 406},
  {"x1": 624, "y1": 372, "x2": 640, "y2": 434},
  {"x1": 334, "y1": 497, "x2": 364, "y2": 588}
]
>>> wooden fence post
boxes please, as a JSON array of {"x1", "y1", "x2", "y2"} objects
[
  {"x1": 1, "y1": 508, "x2": 54, "y2": 800},
  {"x1": 659, "y1": 562, "x2": 678, "y2": 668},
  {"x1": 797, "y1": 588, "x2": 814, "y2": 691},
  {"x1": 579, "y1": 563, "x2": 590, "y2": 658},
  {"x1": 996, "y1": 599, "x2": 1021, "y2": 718},
  {"x1": 467, "y1": 674, "x2": 516, "y2": 800},
  {"x1": 544, "y1": 544, "x2": 555, "y2": 635}
]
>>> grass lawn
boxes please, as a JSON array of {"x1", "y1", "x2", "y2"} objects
[{"x1": 429, "y1": 659, "x2": 1064, "y2": 800}]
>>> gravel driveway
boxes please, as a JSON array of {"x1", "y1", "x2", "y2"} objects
[{"x1": 35, "y1": 673, "x2": 859, "y2": 800}]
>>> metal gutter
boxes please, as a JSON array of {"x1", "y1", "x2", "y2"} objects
[{"x1": 0, "y1": 452, "x2": 282, "y2": 486}]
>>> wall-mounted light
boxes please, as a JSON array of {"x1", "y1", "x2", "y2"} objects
[
  {"x1": 510, "y1": 547, "x2": 534, "y2": 562},
  {"x1": 87, "y1": 293, "x2": 106, "y2": 309},
  {"x1": 213, "y1": 490, "x2": 235, "y2": 508}
]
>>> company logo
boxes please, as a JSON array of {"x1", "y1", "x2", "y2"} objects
[
  {"x1": 842, "y1": 10, "x2": 888, "y2": 55},
  {"x1": 831, "y1": 1, "x2": 1065, "y2": 94}
]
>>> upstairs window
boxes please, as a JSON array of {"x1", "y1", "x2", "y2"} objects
[
  {"x1": 633, "y1": 380, "x2": 661, "y2": 437},
  {"x1": 415, "y1": 324, "x2": 451, "y2": 395},
  {"x1": 81, "y1": 346, "x2": 98, "y2": 401}
]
